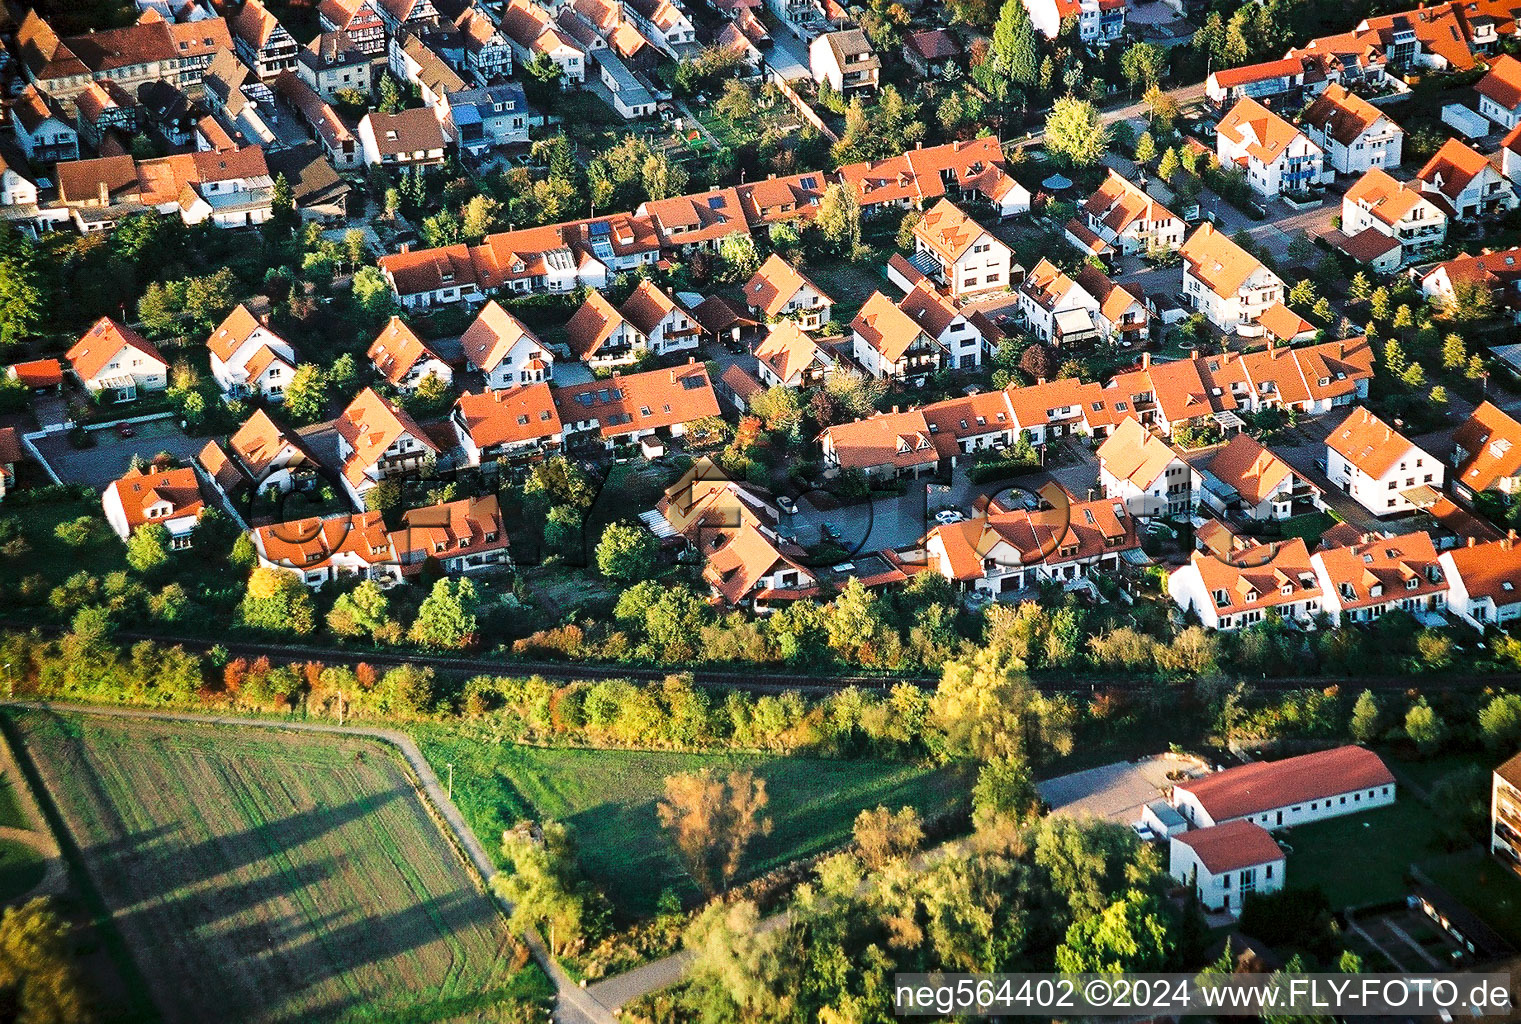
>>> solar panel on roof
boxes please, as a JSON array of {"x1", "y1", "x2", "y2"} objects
[
  {"x1": 589, "y1": 220, "x2": 611, "y2": 236},
  {"x1": 707, "y1": 196, "x2": 724, "y2": 209}
]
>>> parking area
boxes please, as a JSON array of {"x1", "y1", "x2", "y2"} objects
[
  {"x1": 32, "y1": 417, "x2": 205, "y2": 489},
  {"x1": 782, "y1": 484, "x2": 931, "y2": 554},
  {"x1": 1036, "y1": 753, "x2": 1210, "y2": 825}
]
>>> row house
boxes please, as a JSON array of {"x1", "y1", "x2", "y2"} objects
[
  {"x1": 1075, "y1": 267, "x2": 1147, "y2": 347},
  {"x1": 452, "y1": 383, "x2": 563, "y2": 466},
  {"x1": 453, "y1": 6, "x2": 513, "y2": 82},
  {"x1": 1097, "y1": 417, "x2": 1198, "y2": 518},
  {"x1": 272, "y1": 71, "x2": 361, "y2": 170},
  {"x1": 910, "y1": 199, "x2": 1013, "y2": 298},
  {"x1": 755, "y1": 321, "x2": 838, "y2": 388},
  {"x1": 638, "y1": 187, "x2": 748, "y2": 253},
  {"x1": 896, "y1": 281, "x2": 992, "y2": 370},
  {"x1": 1205, "y1": 54, "x2": 1323, "y2": 110},
  {"x1": 103, "y1": 464, "x2": 204, "y2": 545},
  {"x1": 461, "y1": 299, "x2": 554, "y2": 388},
  {"x1": 1075, "y1": 170, "x2": 1185, "y2": 257},
  {"x1": 390, "y1": 31, "x2": 467, "y2": 107},
  {"x1": 1325, "y1": 405, "x2": 1443, "y2": 516},
  {"x1": 1005, "y1": 377, "x2": 1117, "y2": 445},
  {"x1": 231, "y1": 0, "x2": 299, "y2": 79},
  {"x1": 743, "y1": 254, "x2": 833, "y2": 329},
  {"x1": 565, "y1": 281, "x2": 698, "y2": 367},
  {"x1": 367, "y1": 316, "x2": 454, "y2": 394},
  {"x1": 393, "y1": 495, "x2": 512, "y2": 577},
  {"x1": 1442, "y1": 534, "x2": 1521, "y2": 629},
  {"x1": 18, "y1": 9, "x2": 232, "y2": 108},
  {"x1": 207, "y1": 304, "x2": 297, "y2": 402},
  {"x1": 624, "y1": 0, "x2": 696, "y2": 52},
  {"x1": 500, "y1": 0, "x2": 586, "y2": 85},
  {"x1": 439, "y1": 84, "x2": 538, "y2": 156},
  {"x1": 1180, "y1": 223, "x2": 1285, "y2": 334},
  {"x1": 251, "y1": 511, "x2": 401, "y2": 588},
  {"x1": 333, "y1": 387, "x2": 441, "y2": 503},
  {"x1": 1018, "y1": 259, "x2": 1102, "y2": 348},
  {"x1": 923, "y1": 487, "x2": 1140, "y2": 596},
  {"x1": 820, "y1": 408, "x2": 940, "y2": 479},
  {"x1": 66, "y1": 317, "x2": 168, "y2": 401},
  {"x1": 1451, "y1": 401, "x2": 1521, "y2": 503},
  {"x1": 297, "y1": 31, "x2": 374, "y2": 100},
  {"x1": 850, "y1": 291, "x2": 942, "y2": 382},
  {"x1": 1341, "y1": 167, "x2": 1449, "y2": 267},
  {"x1": 1417, "y1": 138, "x2": 1517, "y2": 220},
  {"x1": 920, "y1": 390, "x2": 1018, "y2": 461},
  {"x1": 1168, "y1": 538, "x2": 1323, "y2": 630},
  {"x1": 1203, "y1": 433, "x2": 1321, "y2": 521},
  {"x1": 1314, "y1": 530, "x2": 1447, "y2": 625},
  {"x1": 317, "y1": 0, "x2": 387, "y2": 54},
  {"x1": 1504, "y1": 124, "x2": 1521, "y2": 190},
  {"x1": 838, "y1": 136, "x2": 1031, "y2": 219},
  {"x1": 1022, "y1": 0, "x2": 1125, "y2": 43},
  {"x1": 74, "y1": 81, "x2": 138, "y2": 153},
  {"x1": 10, "y1": 85, "x2": 79, "y2": 164},
  {"x1": 1300, "y1": 84, "x2": 1404, "y2": 175},
  {"x1": 553, "y1": 362, "x2": 720, "y2": 452},
  {"x1": 1216, "y1": 97, "x2": 1327, "y2": 198},
  {"x1": 376, "y1": 0, "x2": 440, "y2": 35},
  {"x1": 736, "y1": 172, "x2": 827, "y2": 233},
  {"x1": 55, "y1": 146, "x2": 275, "y2": 231}
]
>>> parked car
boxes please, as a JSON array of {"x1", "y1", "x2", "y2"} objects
[
  {"x1": 821, "y1": 522, "x2": 841, "y2": 542},
  {"x1": 934, "y1": 509, "x2": 964, "y2": 525},
  {"x1": 777, "y1": 496, "x2": 798, "y2": 515}
]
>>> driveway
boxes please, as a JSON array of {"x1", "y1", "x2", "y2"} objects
[
  {"x1": 783, "y1": 484, "x2": 931, "y2": 554},
  {"x1": 32, "y1": 417, "x2": 206, "y2": 489},
  {"x1": 759, "y1": 15, "x2": 813, "y2": 80},
  {"x1": 1037, "y1": 753, "x2": 1209, "y2": 825}
]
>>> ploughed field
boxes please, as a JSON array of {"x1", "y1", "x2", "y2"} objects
[{"x1": 11, "y1": 710, "x2": 520, "y2": 1024}]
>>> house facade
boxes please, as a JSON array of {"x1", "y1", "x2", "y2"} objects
[
  {"x1": 1216, "y1": 97, "x2": 1327, "y2": 198},
  {"x1": 1168, "y1": 821, "x2": 1286, "y2": 916},
  {"x1": 1325, "y1": 406, "x2": 1443, "y2": 516},
  {"x1": 461, "y1": 300, "x2": 555, "y2": 389},
  {"x1": 911, "y1": 199, "x2": 1013, "y2": 299},
  {"x1": 1180, "y1": 224, "x2": 1286, "y2": 334},
  {"x1": 66, "y1": 318, "x2": 168, "y2": 401},
  {"x1": 1301, "y1": 83, "x2": 1404, "y2": 175}
]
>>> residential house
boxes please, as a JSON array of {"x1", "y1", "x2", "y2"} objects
[
  {"x1": 617, "y1": 280, "x2": 701, "y2": 357},
  {"x1": 10, "y1": 85, "x2": 78, "y2": 163},
  {"x1": 266, "y1": 143, "x2": 352, "y2": 223},
  {"x1": 273, "y1": 71, "x2": 361, "y2": 171},
  {"x1": 810, "y1": 29, "x2": 878, "y2": 96},
  {"x1": 6, "y1": 360, "x2": 62, "y2": 392},
  {"x1": 17, "y1": 10, "x2": 233, "y2": 108},
  {"x1": 1098, "y1": 417, "x2": 1197, "y2": 517},
  {"x1": 221, "y1": 407, "x2": 317, "y2": 493},
  {"x1": 1075, "y1": 170, "x2": 1185, "y2": 256},
  {"x1": 358, "y1": 108, "x2": 450, "y2": 167},
  {"x1": 1451, "y1": 401, "x2": 1521, "y2": 501},
  {"x1": 316, "y1": 0, "x2": 386, "y2": 54},
  {"x1": 451, "y1": 383, "x2": 563, "y2": 466},
  {"x1": 102, "y1": 464, "x2": 203, "y2": 544},
  {"x1": 838, "y1": 136, "x2": 1030, "y2": 219},
  {"x1": 1004, "y1": 377, "x2": 1117, "y2": 444},
  {"x1": 897, "y1": 282, "x2": 991, "y2": 370},
  {"x1": 1179, "y1": 223, "x2": 1286, "y2": 334},
  {"x1": 1300, "y1": 83, "x2": 1404, "y2": 175},
  {"x1": 1074, "y1": 266, "x2": 1147, "y2": 347},
  {"x1": 592, "y1": 49, "x2": 657, "y2": 119},
  {"x1": 1022, "y1": 0, "x2": 1125, "y2": 43},
  {"x1": 0, "y1": 429, "x2": 22, "y2": 502},
  {"x1": 1205, "y1": 55, "x2": 1320, "y2": 110},
  {"x1": 743, "y1": 254, "x2": 833, "y2": 329},
  {"x1": 201, "y1": 50, "x2": 279, "y2": 150},
  {"x1": 375, "y1": 0, "x2": 439, "y2": 34},
  {"x1": 638, "y1": 187, "x2": 747, "y2": 253},
  {"x1": 0, "y1": 148, "x2": 38, "y2": 209},
  {"x1": 65, "y1": 318, "x2": 167, "y2": 401},
  {"x1": 136, "y1": 81, "x2": 196, "y2": 150},
  {"x1": 553, "y1": 362, "x2": 720, "y2": 452},
  {"x1": 1018, "y1": 259, "x2": 1101, "y2": 347},
  {"x1": 461, "y1": 300, "x2": 554, "y2": 389},
  {"x1": 500, "y1": 0, "x2": 585, "y2": 85},
  {"x1": 1420, "y1": 247, "x2": 1521, "y2": 311},
  {"x1": 911, "y1": 199, "x2": 1013, "y2": 298},
  {"x1": 1325, "y1": 406, "x2": 1443, "y2": 515},
  {"x1": 1312, "y1": 529, "x2": 1448, "y2": 623},
  {"x1": 1417, "y1": 138, "x2": 1518, "y2": 219},
  {"x1": 392, "y1": 495, "x2": 511, "y2": 576},
  {"x1": 333, "y1": 387, "x2": 441, "y2": 502},
  {"x1": 754, "y1": 320, "x2": 837, "y2": 388},
  {"x1": 1204, "y1": 433, "x2": 1320, "y2": 520},
  {"x1": 922, "y1": 487, "x2": 1140, "y2": 594},
  {"x1": 564, "y1": 281, "x2": 697, "y2": 366},
  {"x1": 1442, "y1": 534, "x2": 1521, "y2": 628},
  {"x1": 1167, "y1": 538, "x2": 1323, "y2": 630},
  {"x1": 207, "y1": 304, "x2": 297, "y2": 402},
  {"x1": 390, "y1": 32, "x2": 467, "y2": 108},
  {"x1": 736, "y1": 171, "x2": 827, "y2": 233},
  {"x1": 231, "y1": 0, "x2": 299, "y2": 79},
  {"x1": 1502, "y1": 122, "x2": 1521, "y2": 190},
  {"x1": 55, "y1": 146, "x2": 276, "y2": 231},
  {"x1": 1341, "y1": 167, "x2": 1449, "y2": 266},
  {"x1": 765, "y1": 0, "x2": 824, "y2": 37},
  {"x1": 1216, "y1": 97, "x2": 1327, "y2": 198},
  {"x1": 1492, "y1": 753, "x2": 1521, "y2": 874},
  {"x1": 299, "y1": 32, "x2": 379, "y2": 103},
  {"x1": 439, "y1": 84, "x2": 536, "y2": 156},
  {"x1": 850, "y1": 291, "x2": 943, "y2": 381},
  {"x1": 1478, "y1": 53, "x2": 1521, "y2": 129},
  {"x1": 819, "y1": 408, "x2": 939, "y2": 478},
  {"x1": 368, "y1": 316, "x2": 454, "y2": 394},
  {"x1": 919, "y1": 390, "x2": 1018, "y2": 460},
  {"x1": 453, "y1": 6, "x2": 513, "y2": 82},
  {"x1": 702, "y1": 520, "x2": 818, "y2": 609},
  {"x1": 1168, "y1": 821, "x2": 1286, "y2": 916},
  {"x1": 251, "y1": 511, "x2": 401, "y2": 588},
  {"x1": 73, "y1": 81, "x2": 139, "y2": 152},
  {"x1": 1171, "y1": 745, "x2": 1396, "y2": 829},
  {"x1": 902, "y1": 29, "x2": 959, "y2": 77}
]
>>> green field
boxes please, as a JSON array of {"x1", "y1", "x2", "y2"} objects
[
  {"x1": 10, "y1": 710, "x2": 550, "y2": 1024},
  {"x1": 411, "y1": 724, "x2": 970, "y2": 919},
  {"x1": 1285, "y1": 799, "x2": 1444, "y2": 908}
]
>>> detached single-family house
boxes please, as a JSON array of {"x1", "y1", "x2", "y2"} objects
[
  {"x1": 1341, "y1": 167, "x2": 1449, "y2": 266},
  {"x1": 897, "y1": 282, "x2": 991, "y2": 370},
  {"x1": 743, "y1": 254, "x2": 833, "y2": 329},
  {"x1": 1180, "y1": 223, "x2": 1285, "y2": 334},
  {"x1": 66, "y1": 318, "x2": 168, "y2": 401},
  {"x1": 1451, "y1": 401, "x2": 1521, "y2": 502},
  {"x1": 1017, "y1": 259, "x2": 1100, "y2": 347},
  {"x1": 1216, "y1": 97, "x2": 1327, "y2": 198},
  {"x1": 755, "y1": 320, "x2": 837, "y2": 388},
  {"x1": 1074, "y1": 266, "x2": 1148, "y2": 347},
  {"x1": 220, "y1": 407, "x2": 317, "y2": 494},
  {"x1": 103, "y1": 464, "x2": 204, "y2": 545},
  {"x1": 1441, "y1": 534, "x2": 1521, "y2": 629},
  {"x1": 702, "y1": 520, "x2": 818, "y2": 610},
  {"x1": 1417, "y1": 138, "x2": 1518, "y2": 220},
  {"x1": 903, "y1": 29, "x2": 959, "y2": 77},
  {"x1": 1022, "y1": 0, "x2": 1125, "y2": 43},
  {"x1": 810, "y1": 29, "x2": 879, "y2": 96},
  {"x1": 333, "y1": 387, "x2": 441, "y2": 501},
  {"x1": 357, "y1": 108, "x2": 450, "y2": 168},
  {"x1": 1097, "y1": 416, "x2": 1196, "y2": 517},
  {"x1": 1076, "y1": 170, "x2": 1185, "y2": 256},
  {"x1": 1301, "y1": 83, "x2": 1404, "y2": 175},
  {"x1": 851, "y1": 291, "x2": 943, "y2": 381},
  {"x1": 461, "y1": 300, "x2": 554, "y2": 389},
  {"x1": 912, "y1": 199, "x2": 1013, "y2": 299},
  {"x1": 1477, "y1": 53, "x2": 1521, "y2": 130},
  {"x1": 1167, "y1": 538, "x2": 1323, "y2": 630},
  {"x1": 1204, "y1": 433, "x2": 1321, "y2": 521},
  {"x1": 451, "y1": 383, "x2": 563, "y2": 466},
  {"x1": 500, "y1": 0, "x2": 585, "y2": 85},
  {"x1": 207, "y1": 304, "x2": 297, "y2": 402},
  {"x1": 368, "y1": 316, "x2": 454, "y2": 394},
  {"x1": 1169, "y1": 820, "x2": 1286, "y2": 916},
  {"x1": 1325, "y1": 406, "x2": 1443, "y2": 516}
]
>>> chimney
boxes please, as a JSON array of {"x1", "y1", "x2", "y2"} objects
[
  {"x1": 1141, "y1": 352, "x2": 1150, "y2": 369},
  {"x1": 400, "y1": 242, "x2": 411, "y2": 253},
  {"x1": 98, "y1": 180, "x2": 109, "y2": 206},
  {"x1": 670, "y1": 368, "x2": 677, "y2": 382}
]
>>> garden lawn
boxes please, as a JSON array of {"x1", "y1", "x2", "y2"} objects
[
  {"x1": 4, "y1": 498, "x2": 127, "y2": 593},
  {"x1": 805, "y1": 262, "x2": 888, "y2": 325},
  {"x1": 1285, "y1": 798, "x2": 1445, "y2": 908},
  {"x1": 1419, "y1": 848, "x2": 1521, "y2": 949},
  {"x1": 1278, "y1": 511, "x2": 1336, "y2": 544},
  {"x1": 410, "y1": 725, "x2": 970, "y2": 920}
]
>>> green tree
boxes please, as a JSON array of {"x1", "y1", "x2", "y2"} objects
[
  {"x1": 596, "y1": 521, "x2": 657, "y2": 583},
  {"x1": 377, "y1": 72, "x2": 404, "y2": 113},
  {"x1": 1133, "y1": 131, "x2": 1157, "y2": 164},
  {"x1": 1055, "y1": 889, "x2": 1175, "y2": 972},
  {"x1": 270, "y1": 172, "x2": 296, "y2": 228},
  {"x1": 717, "y1": 231, "x2": 760, "y2": 282},
  {"x1": 328, "y1": 352, "x2": 358, "y2": 396},
  {"x1": 1349, "y1": 689, "x2": 1381, "y2": 743},
  {"x1": 1157, "y1": 147, "x2": 1180, "y2": 181},
  {"x1": 1120, "y1": 42, "x2": 1165, "y2": 92},
  {"x1": 460, "y1": 194, "x2": 502, "y2": 243},
  {"x1": 930, "y1": 649, "x2": 1076, "y2": 762},
  {"x1": 1405, "y1": 697, "x2": 1446, "y2": 754},
  {"x1": 980, "y1": 0, "x2": 1039, "y2": 101},
  {"x1": 409, "y1": 577, "x2": 479, "y2": 649},
  {"x1": 972, "y1": 754, "x2": 1040, "y2": 832},
  {"x1": 1045, "y1": 96, "x2": 1109, "y2": 167},
  {"x1": 0, "y1": 240, "x2": 44, "y2": 347},
  {"x1": 852, "y1": 805, "x2": 923, "y2": 869},
  {"x1": 1480, "y1": 693, "x2": 1521, "y2": 750},
  {"x1": 1441, "y1": 332, "x2": 1467, "y2": 370},
  {"x1": 1348, "y1": 272, "x2": 1372, "y2": 303},
  {"x1": 327, "y1": 579, "x2": 393, "y2": 639},
  {"x1": 352, "y1": 266, "x2": 396, "y2": 319},
  {"x1": 750, "y1": 385, "x2": 804, "y2": 434},
  {"x1": 1400, "y1": 361, "x2": 1426, "y2": 388},
  {"x1": 237, "y1": 568, "x2": 316, "y2": 635},
  {"x1": 0, "y1": 898, "x2": 91, "y2": 1024},
  {"x1": 543, "y1": 504, "x2": 583, "y2": 558},
  {"x1": 1430, "y1": 385, "x2": 1448, "y2": 405},
  {"x1": 815, "y1": 182, "x2": 862, "y2": 256},
  {"x1": 1288, "y1": 279, "x2": 1316, "y2": 306},
  {"x1": 125, "y1": 523, "x2": 170, "y2": 574},
  {"x1": 492, "y1": 822, "x2": 593, "y2": 956},
  {"x1": 1467, "y1": 353, "x2": 1488, "y2": 380},
  {"x1": 282, "y1": 364, "x2": 327, "y2": 422}
]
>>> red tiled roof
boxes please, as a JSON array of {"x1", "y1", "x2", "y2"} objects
[
  {"x1": 1177, "y1": 746, "x2": 1394, "y2": 822},
  {"x1": 1172, "y1": 820, "x2": 1285, "y2": 874}
]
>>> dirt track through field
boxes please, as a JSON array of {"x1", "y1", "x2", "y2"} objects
[{"x1": 10, "y1": 709, "x2": 517, "y2": 1024}]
